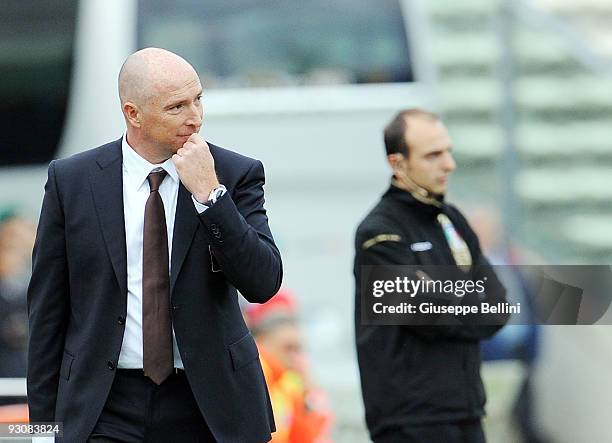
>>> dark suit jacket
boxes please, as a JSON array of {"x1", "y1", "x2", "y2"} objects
[{"x1": 27, "y1": 138, "x2": 282, "y2": 442}]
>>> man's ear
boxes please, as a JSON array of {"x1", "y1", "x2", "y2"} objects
[
  {"x1": 387, "y1": 153, "x2": 405, "y2": 171},
  {"x1": 123, "y1": 101, "x2": 141, "y2": 128}
]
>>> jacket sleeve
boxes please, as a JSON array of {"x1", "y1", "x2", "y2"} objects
[
  {"x1": 27, "y1": 161, "x2": 70, "y2": 422},
  {"x1": 355, "y1": 230, "x2": 506, "y2": 342},
  {"x1": 197, "y1": 160, "x2": 282, "y2": 303}
]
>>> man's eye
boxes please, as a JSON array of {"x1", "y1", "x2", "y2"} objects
[
  {"x1": 196, "y1": 95, "x2": 202, "y2": 101},
  {"x1": 173, "y1": 104, "x2": 183, "y2": 110}
]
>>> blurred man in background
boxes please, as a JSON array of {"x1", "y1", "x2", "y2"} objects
[
  {"x1": 0, "y1": 211, "x2": 35, "y2": 379},
  {"x1": 354, "y1": 109, "x2": 507, "y2": 443},
  {"x1": 0, "y1": 211, "x2": 35, "y2": 421},
  {"x1": 470, "y1": 207, "x2": 549, "y2": 443},
  {"x1": 245, "y1": 288, "x2": 333, "y2": 443}
]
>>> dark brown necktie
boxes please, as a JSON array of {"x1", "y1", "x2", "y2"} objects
[{"x1": 142, "y1": 169, "x2": 173, "y2": 384}]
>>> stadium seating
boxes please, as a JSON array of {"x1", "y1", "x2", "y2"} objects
[{"x1": 424, "y1": 0, "x2": 612, "y2": 261}]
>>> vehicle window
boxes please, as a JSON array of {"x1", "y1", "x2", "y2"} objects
[{"x1": 138, "y1": 0, "x2": 413, "y2": 88}]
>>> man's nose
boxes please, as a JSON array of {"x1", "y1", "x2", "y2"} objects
[
  {"x1": 443, "y1": 152, "x2": 456, "y2": 172},
  {"x1": 185, "y1": 103, "x2": 203, "y2": 128}
]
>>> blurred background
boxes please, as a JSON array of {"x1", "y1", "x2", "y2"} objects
[{"x1": 1, "y1": 0, "x2": 611, "y2": 441}]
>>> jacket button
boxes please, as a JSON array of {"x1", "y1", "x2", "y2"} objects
[
  {"x1": 107, "y1": 361, "x2": 115, "y2": 370},
  {"x1": 117, "y1": 316, "x2": 125, "y2": 325}
]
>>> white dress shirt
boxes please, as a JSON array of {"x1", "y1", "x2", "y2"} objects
[{"x1": 118, "y1": 135, "x2": 208, "y2": 369}]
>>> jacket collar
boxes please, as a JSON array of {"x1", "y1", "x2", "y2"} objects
[
  {"x1": 91, "y1": 138, "x2": 128, "y2": 299},
  {"x1": 383, "y1": 181, "x2": 446, "y2": 217}
]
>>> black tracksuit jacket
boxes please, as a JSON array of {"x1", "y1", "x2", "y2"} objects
[{"x1": 354, "y1": 184, "x2": 507, "y2": 439}]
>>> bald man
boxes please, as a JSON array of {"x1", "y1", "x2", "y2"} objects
[{"x1": 27, "y1": 48, "x2": 282, "y2": 442}]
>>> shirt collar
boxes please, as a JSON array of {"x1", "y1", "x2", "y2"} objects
[{"x1": 122, "y1": 133, "x2": 179, "y2": 190}]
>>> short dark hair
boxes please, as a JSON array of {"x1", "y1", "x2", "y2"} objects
[{"x1": 383, "y1": 109, "x2": 440, "y2": 157}]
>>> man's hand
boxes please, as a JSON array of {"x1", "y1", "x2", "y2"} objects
[{"x1": 172, "y1": 133, "x2": 220, "y2": 202}]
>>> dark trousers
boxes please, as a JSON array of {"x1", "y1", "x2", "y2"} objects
[
  {"x1": 375, "y1": 420, "x2": 486, "y2": 443},
  {"x1": 88, "y1": 369, "x2": 215, "y2": 443}
]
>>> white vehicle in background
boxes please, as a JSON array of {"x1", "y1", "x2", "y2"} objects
[
  {"x1": 0, "y1": 0, "x2": 433, "y2": 439},
  {"x1": 0, "y1": 0, "x2": 434, "y2": 210}
]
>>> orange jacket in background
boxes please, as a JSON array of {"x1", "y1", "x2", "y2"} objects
[{"x1": 258, "y1": 346, "x2": 332, "y2": 443}]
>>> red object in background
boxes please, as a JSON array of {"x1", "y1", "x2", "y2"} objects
[
  {"x1": 245, "y1": 287, "x2": 298, "y2": 328},
  {"x1": 0, "y1": 404, "x2": 28, "y2": 423}
]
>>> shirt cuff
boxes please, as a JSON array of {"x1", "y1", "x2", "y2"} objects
[
  {"x1": 192, "y1": 195, "x2": 209, "y2": 214},
  {"x1": 32, "y1": 437, "x2": 55, "y2": 443}
]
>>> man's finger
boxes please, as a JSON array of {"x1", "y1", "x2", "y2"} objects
[{"x1": 187, "y1": 132, "x2": 200, "y2": 142}]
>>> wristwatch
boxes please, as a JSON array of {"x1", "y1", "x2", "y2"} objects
[{"x1": 204, "y1": 184, "x2": 227, "y2": 207}]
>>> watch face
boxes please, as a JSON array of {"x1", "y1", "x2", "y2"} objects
[{"x1": 209, "y1": 186, "x2": 225, "y2": 204}]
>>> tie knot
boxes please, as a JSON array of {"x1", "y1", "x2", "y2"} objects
[{"x1": 147, "y1": 170, "x2": 167, "y2": 192}]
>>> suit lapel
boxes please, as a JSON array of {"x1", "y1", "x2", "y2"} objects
[
  {"x1": 90, "y1": 139, "x2": 128, "y2": 298},
  {"x1": 171, "y1": 183, "x2": 199, "y2": 295}
]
